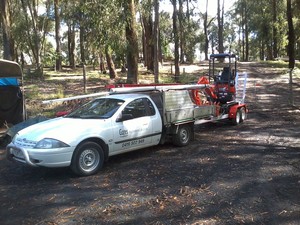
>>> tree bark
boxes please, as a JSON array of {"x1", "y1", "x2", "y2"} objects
[
  {"x1": 217, "y1": 0, "x2": 224, "y2": 54},
  {"x1": 67, "y1": 24, "x2": 76, "y2": 69},
  {"x1": 141, "y1": 14, "x2": 154, "y2": 71},
  {"x1": 272, "y1": 0, "x2": 278, "y2": 59},
  {"x1": 287, "y1": 0, "x2": 295, "y2": 69},
  {"x1": 203, "y1": 0, "x2": 211, "y2": 60},
  {"x1": 172, "y1": 0, "x2": 180, "y2": 82},
  {"x1": 21, "y1": 0, "x2": 42, "y2": 73},
  {"x1": 153, "y1": 0, "x2": 160, "y2": 83},
  {"x1": 0, "y1": 0, "x2": 15, "y2": 60},
  {"x1": 244, "y1": 0, "x2": 249, "y2": 61},
  {"x1": 79, "y1": 0, "x2": 86, "y2": 65},
  {"x1": 105, "y1": 46, "x2": 117, "y2": 79},
  {"x1": 124, "y1": 0, "x2": 139, "y2": 83},
  {"x1": 54, "y1": 0, "x2": 62, "y2": 71},
  {"x1": 179, "y1": 0, "x2": 185, "y2": 63},
  {"x1": 99, "y1": 53, "x2": 106, "y2": 73}
]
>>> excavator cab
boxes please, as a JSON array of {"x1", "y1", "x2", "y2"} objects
[{"x1": 209, "y1": 53, "x2": 237, "y2": 104}]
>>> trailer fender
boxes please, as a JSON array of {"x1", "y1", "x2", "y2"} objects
[{"x1": 228, "y1": 104, "x2": 246, "y2": 119}]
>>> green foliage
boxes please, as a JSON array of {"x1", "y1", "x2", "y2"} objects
[
  {"x1": 232, "y1": 0, "x2": 288, "y2": 61},
  {"x1": 3, "y1": 0, "x2": 300, "y2": 75}
]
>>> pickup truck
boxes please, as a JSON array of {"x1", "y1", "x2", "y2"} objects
[{"x1": 7, "y1": 85, "x2": 246, "y2": 176}]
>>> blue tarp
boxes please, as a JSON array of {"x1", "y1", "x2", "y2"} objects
[{"x1": 0, "y1": 78, "x2": 19, "y2": 86}]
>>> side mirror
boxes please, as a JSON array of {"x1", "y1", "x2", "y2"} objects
[{"x1": 116, "y1": 113, "x2": 133, "y2": 122}]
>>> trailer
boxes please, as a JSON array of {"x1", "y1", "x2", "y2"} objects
[{"x1": 108, "y1": 78, "x2": 248, "y2": 146}]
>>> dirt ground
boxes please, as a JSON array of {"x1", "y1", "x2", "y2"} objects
[{"x1": 0, "y1": 62, "x2": 300, "y2": 225}]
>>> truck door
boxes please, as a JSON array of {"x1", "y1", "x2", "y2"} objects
[{"x1": 112, "y1": 97, "x2": 158, "y2": 154}]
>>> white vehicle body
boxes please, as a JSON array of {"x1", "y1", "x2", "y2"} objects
[{"x1": 7, "y1": 94, "x2": 163, "y2": 175}]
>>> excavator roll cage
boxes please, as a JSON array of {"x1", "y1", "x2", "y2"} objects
[{"x1": 208, "y1": 53, "x2": 238, "y2": 104}]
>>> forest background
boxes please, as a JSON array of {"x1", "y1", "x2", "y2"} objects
[{"x1": 0, "y1": 0, "x2": 298, "y2": 84}]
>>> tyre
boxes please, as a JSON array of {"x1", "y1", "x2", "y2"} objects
[
  {"x1": 71, "y1": 141, "x2": 104, "y2": 176},
  {"x1": 231, "y1": 108, "x2": 241, "y2": 125},
  {"x1": 240, "y1": 107, "x2": 246, "y2": 122},
  {"x1": 172, "y1": 125, "x2": 192, "y2": 147}
]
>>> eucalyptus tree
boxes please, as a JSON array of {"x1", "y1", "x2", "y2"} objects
[
  {"x1": 153, "y1": 0, "x2": 160, "y2": 83},
  {"x1": 139, "y1": 0, "x2": 159, "y2": 82},
  {"x1": 140, "y1": 0, "x2": 154, "y2": 71},
  {"x1": 0, "y1": 0, "x2": 15, "y2": 60},
  {"x1": 202, "y1": 0, "x2": 215, "y2": 60},
  {"x1": 233, "y1": 0, "x2": 287, "y2": 61},
  {"x1": 159, "y1": 11, "x2": 173, "y2": 59},
  {"x1": 171, "y1": 0, "x2": 180, "y2": 82},
  {"x1": 294, "y1": 0, "x2": 300, "y2": 59},
  {"x1": 217, "y1": 0, "x2": 224, "y2": 54},
  {"x1": 123, "y1": 0, "x2": 139, "y2": 83},
  {"x1": 82, "y1": 0, "x2": 125, "y2": 78},
  {"x1": 60, "y1": 0, "x2": 80, "y2": 69},
  {"x1": 179, "y1": 0, "x2": 199, "y2": 63},
  {"x1": 54, "y1": 0, "x2": 62, "y2": 71},
  {"x1": 20, "y1": 0, "x2": 52, "y2": 73},
  {"x1": 287, "y1": 0, "x2": 295, "y2": 69}
]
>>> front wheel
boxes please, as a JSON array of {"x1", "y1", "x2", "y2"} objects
[
  {"x1": 172, "y1": 125, "x2": 192, "y2": 147},
  {"x1": 71, "y1": 141, "x2": 104, "y2": 176}
]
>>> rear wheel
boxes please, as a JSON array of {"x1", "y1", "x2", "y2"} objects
[
  {"x1": 71, "y1": 141, "x2": 104, "y2": 176},
  {"x1": 231, "y1": 108, "x2": 241, "y2": 125},
  {"x1": 240, "y1": 107, "x2": 246, "y2": 122},
  {"x1": 172, "y1": 125, "x2": 192, "y2": 146}
]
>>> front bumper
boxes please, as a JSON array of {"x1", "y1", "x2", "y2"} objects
[{"x1": 6, "y1": 143, "x2": 75, "y2": 168}]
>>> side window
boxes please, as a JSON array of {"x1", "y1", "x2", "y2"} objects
[
  {"x1": 145, "y1": 98, "x2": 156, "y2": 116},
  {"x1": 123, "y1": 98, "x2": 147, "y2": 119}
]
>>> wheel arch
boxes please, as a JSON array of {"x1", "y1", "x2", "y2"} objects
[
  {"x1": 228, "y1": 104, "x2": 247, "y2": 119},
  {"x1": 75, "y1": 137, "x2": 109, "y2": 161}
]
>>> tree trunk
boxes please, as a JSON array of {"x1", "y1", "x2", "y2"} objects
[
  {"x1": 204, "y1": 0, "x2": 210, "y2": 60},
  {"x1": 79, "y1": 26, "x2": 85, "y2": 65},
  {"x1": 124, "y1": 0, "x2": 139, "y2": 83},
  {"x1": 217, "y1": 0, "x2": 224, "y2": 54},
  {"x1": 54, "y1": 0, "x2": 62, "y2": 71},
  {"x1": 141, "y1": 14, "x2": 154, "y2": 71},
  {"x1": 0, "y1": 0, "x2": 15, "y2": 60},
  {"x1": 241, "y1": 4, "x2": 245, "y2": 61},
  {"x1": 287, "y1": 0, "x2": 295, "y2": 69},
  {"x1": 99, "y1": 53, "x2": 106, "y2": 73},
  {"x1": 172, "y1": 0, "x2": 180, "y2": 82},
  {"x1": 244, "y1": 0, "x2": 249, "y2": 61},
  {"x1": 79, "y1": 0, "x2": 86, "y2": 65},
  {"x1": 272, "y1": 0, "x2": 278, "y2": 59},
  {"x1": 67, "y1": 24, "x2": 76, "y2": 69},
  {"x1": 179, "y1": 0, "x2": 185, "y2": 63},
  {"x1": 153, "y1": 0, "x2": 159, "y2": 83},
  {"x1": 105, "y1": 46, "x2": 117, "y2": 79},
  {"x1": 21, "y1": 0, "x2": 42, "y2": 73}
]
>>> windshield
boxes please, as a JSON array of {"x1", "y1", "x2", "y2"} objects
[{"x1": 66, "y1": 98, "x2": 124, "y2": 119}]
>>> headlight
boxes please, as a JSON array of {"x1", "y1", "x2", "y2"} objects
[{"x1": 34, "y1": 138, "x2": 70, "y2": 149}]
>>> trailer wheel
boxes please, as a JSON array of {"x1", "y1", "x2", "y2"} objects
[
  {"x1": 240, "y1": 107, "x2": 246, "y2": 122},
  {"x1": 230, "y1": 108, "x2": 241, "y2": 125},
  {"x1": 71, "y1": 141, "x2": 104, "y2": 176},
  {"x1": 172, "y1": 125, "x2": 192, "y2": 147}
]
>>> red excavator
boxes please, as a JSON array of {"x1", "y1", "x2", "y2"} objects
[{"x1": 197, "y1": 53, "x2": 239, "y2": 104}]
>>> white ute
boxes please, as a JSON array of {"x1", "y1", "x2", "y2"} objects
[{"x1": 7, "y1": 84, "x2": 247, "y2": 176}]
